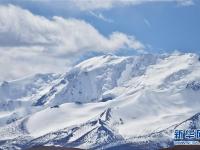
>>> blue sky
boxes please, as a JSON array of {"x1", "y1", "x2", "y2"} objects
[{"x1": 0, "y1": 0, "x2": 199, "y2": 80}]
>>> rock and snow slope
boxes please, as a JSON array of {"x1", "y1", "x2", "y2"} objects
[{"x1": 0, "y1": 52, "x2": 200, "y2": 149}]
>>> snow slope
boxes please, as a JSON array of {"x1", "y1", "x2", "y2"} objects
[
  {"x1": 0, "y1": 52, "x2": 200, "y2": 149},
  {"x1": 0, "y1": 73, "x2": 60, "y2": 126}
]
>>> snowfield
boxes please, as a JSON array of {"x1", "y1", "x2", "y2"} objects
[{"x1": 0, "y1": 52, "x2": 200, "y2": 149}]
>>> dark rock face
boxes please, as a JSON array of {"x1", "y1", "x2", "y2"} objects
[
  {"x1": 186, "y1": 81, "x2": 200, "y2": 91},
  {"x1": 51, "y1": 105, "x2": 59, "y2": 108}
]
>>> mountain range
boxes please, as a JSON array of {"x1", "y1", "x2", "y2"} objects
[{"x1": 0, "y1": 52, "x2": 200, "y2": 149}]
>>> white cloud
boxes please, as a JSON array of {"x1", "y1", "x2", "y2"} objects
[
  {"x1": 0, "y1": 5, "x2": 144, "y2": 81},
  {"x1": 73, "y1": 0, "x2": 194, "y2": 11},
  {"x1": 0, "y1": 46, "x2": 70, "y2": 81}
]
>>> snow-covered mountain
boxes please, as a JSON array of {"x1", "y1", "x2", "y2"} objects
[{"x1": 0, "y1": 52, "x2": 200, "y2": 149}]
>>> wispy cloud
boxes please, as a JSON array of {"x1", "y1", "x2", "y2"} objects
[
  {"x1": 0, "y1": 5, "x2": 144, "y2": 81},
  {"x1": 176, "y1": 0, "x2": 194, "y2": 6},
  {"x1": 89, "y1": 11, "x2": 113, "y2": 23},
  {"x1": 144, "y1": 18, "x2": 151, "y2": 28},
  {"x1": 73, "y1": 0, "x2": 195, "y2": 11}
]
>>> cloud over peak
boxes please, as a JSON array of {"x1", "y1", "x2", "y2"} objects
[
  {"x1": 0, "y1": 4, "x2": 144, "y2": 81},
  {"x1": 0, "y1": 5, "x2": 144, "y2": 53}
]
